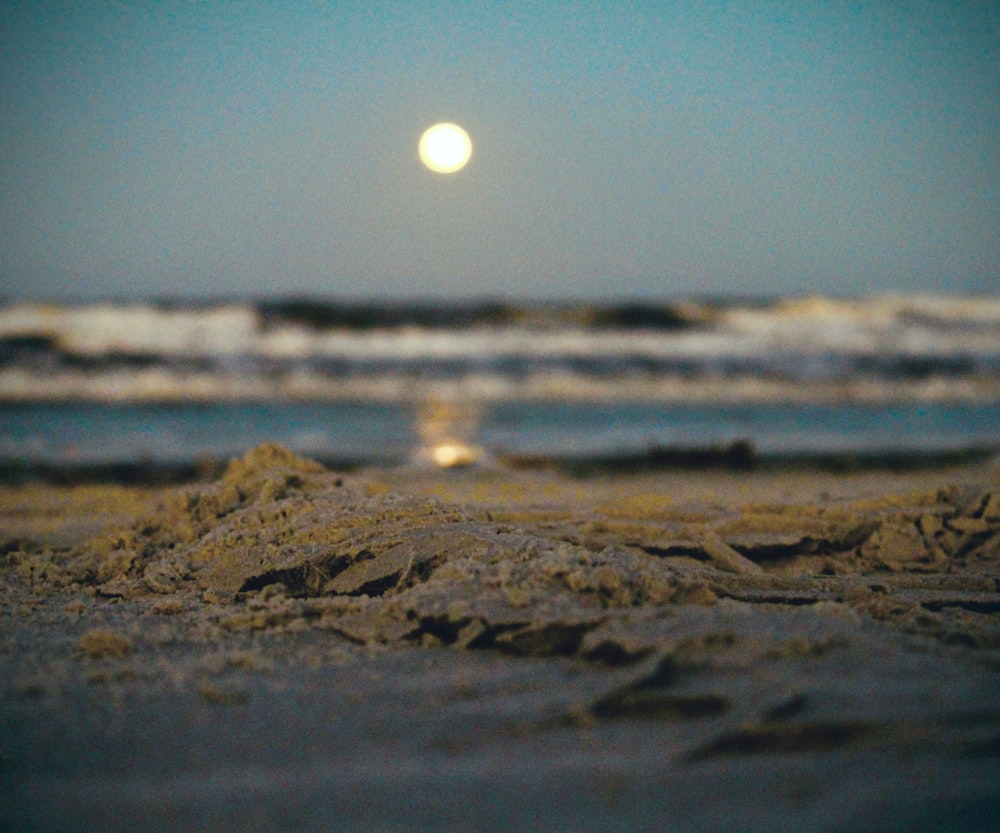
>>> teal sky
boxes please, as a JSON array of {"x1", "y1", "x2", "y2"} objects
[{"x1": 1, "y1": 1, "x2": 997, "y2": 300}]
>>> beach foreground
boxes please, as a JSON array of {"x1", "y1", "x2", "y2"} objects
[{"x1": 2, "y1": 444, "x2": 999, "y2": 832}]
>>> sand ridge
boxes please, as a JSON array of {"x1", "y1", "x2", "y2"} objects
[{"x1": 6, "y1": 443, "x2": 998, "y2": 658}]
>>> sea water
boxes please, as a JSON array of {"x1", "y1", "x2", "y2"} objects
[
  {"x1": 1, "y1": 400, "x2": 997, "y2": 469},
  {"x1": 1, "y1": 295, "x2": 998, "y2": 469}
]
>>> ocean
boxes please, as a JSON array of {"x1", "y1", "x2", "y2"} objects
[{"x1": 1, "y1": 295, "x2": 998, "y2": 477}]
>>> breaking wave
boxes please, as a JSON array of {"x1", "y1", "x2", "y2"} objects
[{"x1": 1, "y1": 295, "x2": 998, "y2": 404}]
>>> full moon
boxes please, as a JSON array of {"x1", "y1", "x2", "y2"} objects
[{"x1": 418, "y1": 123, "x2": 473, "y2": 173}]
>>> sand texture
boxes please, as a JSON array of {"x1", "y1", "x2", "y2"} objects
[{"x1": 2, "y1": 444, "x2": 999, "y2": 832}]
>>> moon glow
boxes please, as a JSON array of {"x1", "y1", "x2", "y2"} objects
[{"x1": 418, "y1": 123, "x2": 473, "y2": 173}]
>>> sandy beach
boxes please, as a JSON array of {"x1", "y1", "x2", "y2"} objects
[{"x1": 2, "y1": 444, "x2": 999, "y2": 832}]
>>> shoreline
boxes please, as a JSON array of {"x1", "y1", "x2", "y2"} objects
[{"x1": 1, "y1": 440, "x2": 996, "y2": 486}]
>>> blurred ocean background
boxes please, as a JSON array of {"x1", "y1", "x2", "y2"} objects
[{"x1": 1, "y1": 294, "x2": 998, "y2": 478}]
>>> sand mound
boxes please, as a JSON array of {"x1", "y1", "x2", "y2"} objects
[{"x1": 7, "y1": 444, "x2": 998, "y2": 660}]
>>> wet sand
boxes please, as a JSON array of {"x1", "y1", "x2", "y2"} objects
[{"x1": 2, "y1": 444, "x2": 999, "y2": 832}]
